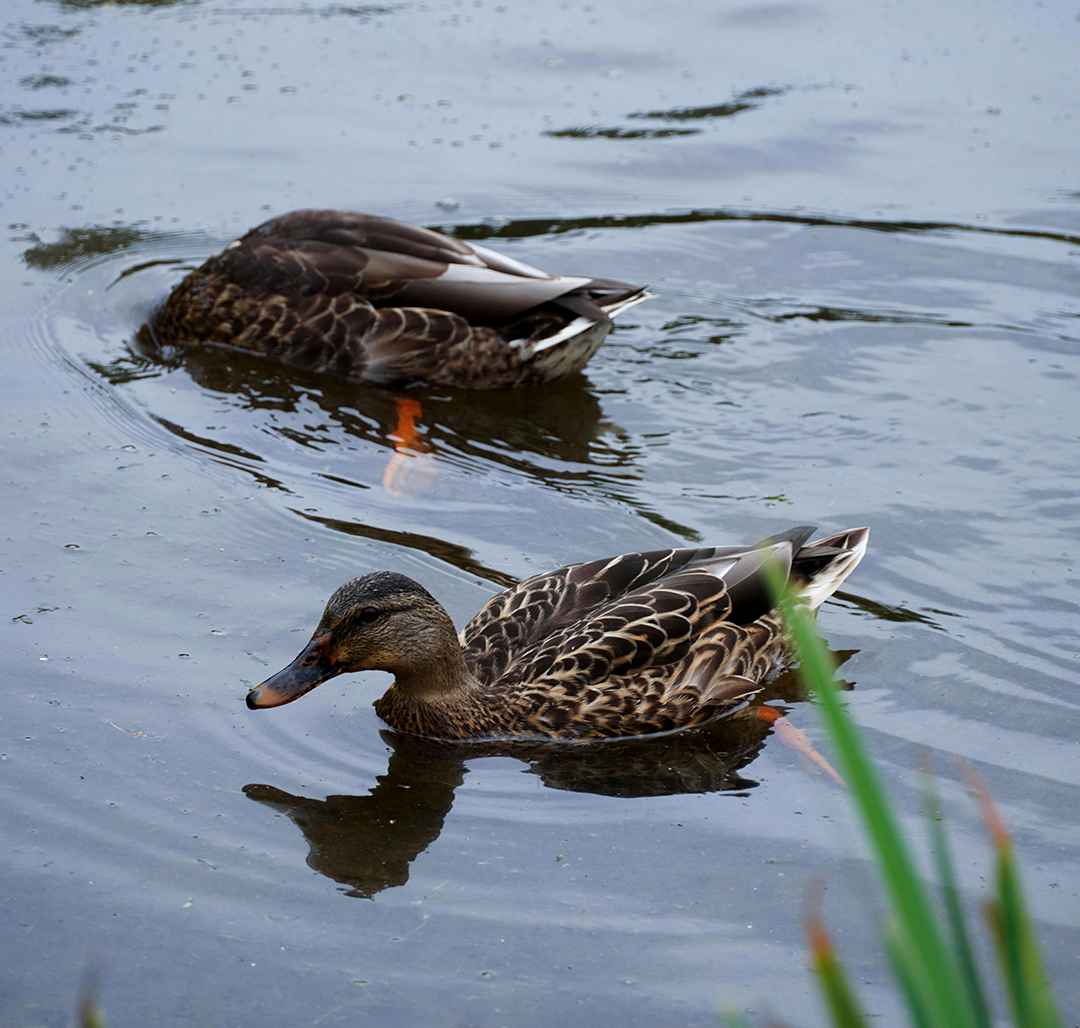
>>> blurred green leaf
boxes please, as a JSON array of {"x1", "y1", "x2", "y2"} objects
[
  {"x1": 764, "y1": 557, "x2": 979, "y2": 1028},
  {"x1": 806, "y1": 893, "x2": 870, "y2": 1028},
  {"x1": 922, "y1": 771, "x2": 992, "y2": 1028},
  {"x1": 968, "y1": 777, "x2": 1062, "y2": 1028}
]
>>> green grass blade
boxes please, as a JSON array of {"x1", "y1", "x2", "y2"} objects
[
  {"x1": 882, "y1": 921, "x2": 935, "y2": 1028},
  {"x1": 81, "y1": 1004, "x2": 106, "y2": 1028},
  {"x1": 722, "y1": 1012, "x2": 755, "y2": 1028},
  {"x1": 968, "y1": 776, "x2": 1063, "y2": 1028},
  {"x1": 807, "y1": 904, "x2": 872, "y2": 1028},
  {"x1": 77, "y1": 962, "x2": 106, "y2": 1028},
  {"x1": 764, "y1": 558, "x2": 978, "y2": 1028},
  {"x1": 920, "y1": 771, "x2": 993, "y2": 1028}
]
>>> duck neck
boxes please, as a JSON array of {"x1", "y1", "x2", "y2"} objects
[{"x1": 389, "y1": 625, "x2": 479, "y2": 706}]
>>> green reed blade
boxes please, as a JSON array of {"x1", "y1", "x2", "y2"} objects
[
  {"x1": 723, "y1": 1011, "x2": 754, "y2": 1028},
  {"x1": 882, "y1": 921, "x2": 935, "y2": 1028},
  {"x1": 969, "y1": 778, "x2": 1063, "y2": 1028},
  {"x1": 81, "y1": 1005, "x2": 106, "y2": 1028},
  {"x1": 808, "y1": 913, "x2": 872, "y2": 1028},
  {"x1": 921, "y1": 771, "x2": 992, "y2": 1028},
  {"x1": 77, "y1": 964, "x2": 106, "y2": 1028},
  {"x1": 764, "y1": 559, "x2": 978, "y2": 1028}
]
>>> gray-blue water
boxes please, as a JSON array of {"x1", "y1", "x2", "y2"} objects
[{"x1": 2, "y1": 1, "x2": 1078, "y2": 1024}]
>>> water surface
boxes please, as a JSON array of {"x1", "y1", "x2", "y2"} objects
[{"x1": 2, "y1": 1, "x2": 1078, "y2": 1025}]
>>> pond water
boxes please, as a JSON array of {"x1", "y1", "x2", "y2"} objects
[{"x1": 2, "y1": 0, "x2": 1078, "y2": 1025}]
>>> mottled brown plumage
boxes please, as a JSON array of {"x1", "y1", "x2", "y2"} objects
[
  {"x1": 151, "y1": 209, "x2": 651, "y2": 388},
  {"x1": 245, "y1": 526, "x2": 869, "y2": 741}
]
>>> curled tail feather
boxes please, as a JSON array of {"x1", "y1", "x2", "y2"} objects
[{"x1": 794, "y1": 527, "x2": 870, "y2": 610}]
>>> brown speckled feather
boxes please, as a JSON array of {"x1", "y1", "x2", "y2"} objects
[{"x1": 152, "y1": 210, "x2": 651, "y2": 388}]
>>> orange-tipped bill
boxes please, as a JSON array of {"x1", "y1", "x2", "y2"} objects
[{"x1": 246, "y1": 635, "x2": 342, "y2": 709}]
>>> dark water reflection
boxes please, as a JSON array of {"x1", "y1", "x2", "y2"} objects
[
  {"x1": 544, "y1": 88, "x2": 798, "y2": 139},
  {"x1": 89, "y1": 325, "x2": 666, "y2": 525},
  {"x1": 243, "y1": 664, "x2": 848, "y2": 899},
  {"x1": 244, "y1": 736, "x2": 468, "y2": 900},
  {"x1": 443, "y1": 206, "x2": 1080, "y2": 250},
  {"x1": 293, "y1": 508, "x2": 520, "y2": 587},
  {"x1": 123, "y1": 329, "x2": 616, "y2": 470}
]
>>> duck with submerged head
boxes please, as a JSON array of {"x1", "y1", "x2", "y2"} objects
[
  {"x1": 245, "y1": 526, "x2": 869, "y2": 741},
  {"x1": 151, "y1": 209, "x2": 651, "y2": 389}
]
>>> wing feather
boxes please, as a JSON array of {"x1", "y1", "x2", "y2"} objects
[
  {"x1": 456, "y1": 531, "x2": 869, "y2": 737},
  {"x1": 219, "y1": 212, "x2": 605, "y2": 320}
]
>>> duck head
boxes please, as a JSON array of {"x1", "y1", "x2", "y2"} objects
[{"x1": 246, "y1": 571, "x2": 465, "y2": 710}]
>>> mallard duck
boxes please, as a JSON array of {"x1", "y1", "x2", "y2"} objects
[
  {"x1": 245, "y1": 525, "x2": 869, "y2": 741},
  {"x1": 151, "y1": 210, "x2": 651, "y2": 388}
]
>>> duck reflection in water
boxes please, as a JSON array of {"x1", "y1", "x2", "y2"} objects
[
  {"x1": 243, "y1": 660, "x2": 852, "y2": 899},
  {"x1": 120, "y1": 326, "x2": 624, "y2": 498}
]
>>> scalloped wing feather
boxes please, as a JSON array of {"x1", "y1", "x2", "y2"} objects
[
  {"x1": 511, "y1": 573, "x2": 724, "y2": 685},
  {"x1": 460, "y1": 540, "x2": 799, "y2": 681},
  {"x1": 451, "y1": 530, "x2": 868, "y2": 738},
  {"x1": 461, "y1": 548, "x2": 734, "y2": 681}
]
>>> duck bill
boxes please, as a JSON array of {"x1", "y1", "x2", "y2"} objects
[{"x1": 246, "y1": 636, "x2": 342, "y2": 709}]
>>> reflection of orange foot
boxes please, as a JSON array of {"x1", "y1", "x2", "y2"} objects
[
  {"x1": 757, "y1": 705, "x2": 845, "y2": 786},
  {"x1": 383, "y1": 397, "x2": 438, "y2": 496}
]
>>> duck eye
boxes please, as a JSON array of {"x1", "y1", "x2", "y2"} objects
[{"x1": 359, "y1": 606, "x2": 380, "y2": 624}]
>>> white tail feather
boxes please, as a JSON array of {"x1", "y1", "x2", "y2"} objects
[
  {"x1": 800, "y1": 528, "x2": 870, "y2": 610},
  {"x1": 601, "y1": 288, "x2": 654, "y2": 318}
]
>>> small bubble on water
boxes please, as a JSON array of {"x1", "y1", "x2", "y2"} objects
[{"x1": 436, "y1": 198, "x2": 460, "y2": 212}]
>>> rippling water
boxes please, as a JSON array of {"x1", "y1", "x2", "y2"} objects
[{"x1": 2, "y1": 0, "x2": 1078, "y2": 1025}]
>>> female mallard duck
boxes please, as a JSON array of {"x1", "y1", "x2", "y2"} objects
[
  {"x1": 245, "y1": 525, "x2": 869, "y2": 740},
  {"x1": 151, "y1": 209, "x2": 651, "y2": 389}
]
